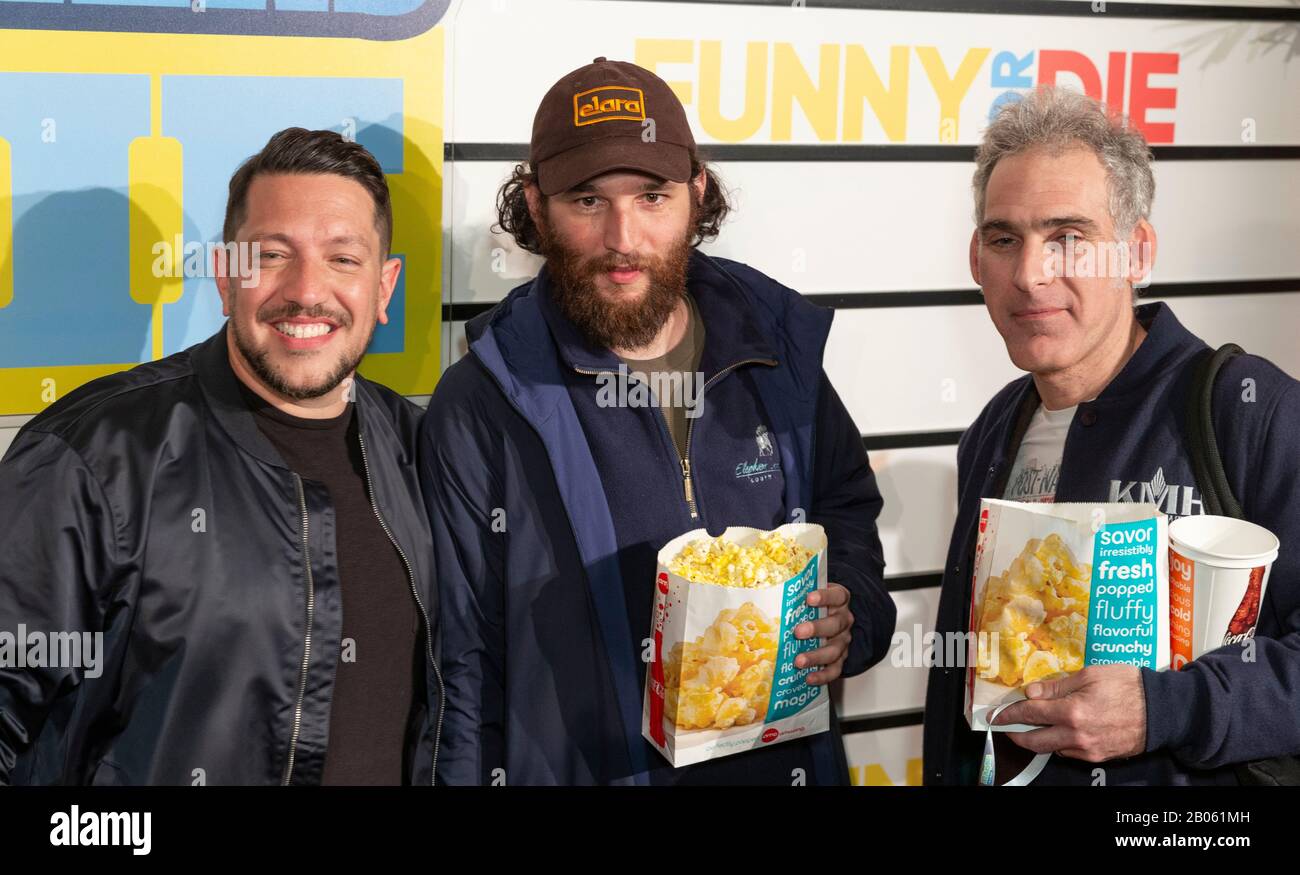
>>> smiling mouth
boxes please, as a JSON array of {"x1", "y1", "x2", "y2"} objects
[{"x1": 273, "y1": 322, "x2": 337, "y2": 339}]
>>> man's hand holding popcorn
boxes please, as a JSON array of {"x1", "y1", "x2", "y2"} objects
[
  {"x1": 991, "y1": 664, "x2": 1147, "y2": 762},
  {"x1": 795, "y1": 582, "x2": 855, "y2": 686}
]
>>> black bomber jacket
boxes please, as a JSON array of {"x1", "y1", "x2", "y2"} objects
[{"x1": 0, "y1": 326, "x2": 443, "y2": 785}]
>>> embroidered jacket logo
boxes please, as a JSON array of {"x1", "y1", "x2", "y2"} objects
[
  {"x1": 736, "y1": 425, "x2": 780, "y2": 483},
  {"x1": 573, "y1": 86, "x2": 645, "y2": 126},
  {"x1": 1108, "y1": 465, "x2": 1203, "y2": 517}
]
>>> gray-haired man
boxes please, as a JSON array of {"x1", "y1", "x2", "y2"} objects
[{"x1": 924, "y1": 85, "x2": 1300, "y2": 785}]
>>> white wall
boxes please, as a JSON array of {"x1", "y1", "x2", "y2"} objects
[
  {"x1": 437, "y1": 0, "x2": 1300, "y2": 784},
  {"x1": 2, "y1": 0, "x2": 1296, "y2": 786},
  {"x1": 0, "y1": 420, "x2": 18, "y2": 459}
]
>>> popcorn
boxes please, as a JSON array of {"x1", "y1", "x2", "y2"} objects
[
  {"x1": 644, "y1": 524, "x2": 831, "y2": 766},
  {"x1": 975, "y1": 534, "x2": 1090, "y2": 687},
  {"x1": 663, "y1": 602, "x2": 776, "y2": 730},
  {"x1": 668, "y1": 532, "x2": 816, "y2": 589}
]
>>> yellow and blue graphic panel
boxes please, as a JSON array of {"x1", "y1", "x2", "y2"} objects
[{"x1": 0, "y1": 0, "x2": 447, "y2": 415}]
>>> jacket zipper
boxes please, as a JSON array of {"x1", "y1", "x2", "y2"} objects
[
  {"x1": 283, "y1": 473, "x2": 315, "y2": 786},
  {"x1": 681, "y1": 458, "x2": 695, "y2": 518},
  {"x1": 357, "y1": 431, "x2": 444, "y2": 788},
  {"x1": 575, "y1": 357, "x2": 776, "y2": 522}
]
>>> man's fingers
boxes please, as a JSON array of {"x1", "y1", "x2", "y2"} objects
[
  {"x1": 1006, "y1": 725, "x2": 1075, "y2": 754},
  {"x1": 795, "y1": 609, "x2": 852, "y2": 640},
  {"x1": 806, "y1": 583, "x2": 850, "y2": 609},
  {"x1": 1022, "y1": 678, "x2": 1063, "y2": 701},
  {"x1": 804, "y1": 634, "x2": 851, "y2": 684},
  {"x1": 805, "y1": 662, "x2": 843, "y2": 686},
  {"x1": 993, "y1": 696, "x2": 1077, "y2": 728},
  {"x1": 1025, "y1": 668, "x2": 1089, "y2": 700},
  {"x1": 793, "y1": 584, "x2": 854, "y2": 684},
  {"x1": 795, "y1": 632, "x2": 850, "y2": 671}
]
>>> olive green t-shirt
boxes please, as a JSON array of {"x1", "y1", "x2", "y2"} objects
[{"x1": 618, "y1": 293, "x2": 706, "y2": 461}]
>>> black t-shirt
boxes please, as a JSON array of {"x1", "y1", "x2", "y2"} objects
[{"x1": 240, "y1": 383, "x2": 419, "y2": 785}]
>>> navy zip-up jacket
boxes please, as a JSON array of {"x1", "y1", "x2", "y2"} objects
[
  {"x1": 924, "y1": 302, "x2": 1300, "y2": 785},
  {"x1": 420, "y1": 251, "x2": 895, "y2": 785}
]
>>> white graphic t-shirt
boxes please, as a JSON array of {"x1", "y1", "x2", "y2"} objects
[{"x1": 1001, "y1": 402, "x2": 1077, "y2": 503}]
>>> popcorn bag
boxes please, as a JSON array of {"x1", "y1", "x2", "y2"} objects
[
  {"x1": 643, "y1": 523, "x2": 830, "y2": 767},
  {"x1": 966, "y1": 499, "x2": 1170, "y2": 731}
]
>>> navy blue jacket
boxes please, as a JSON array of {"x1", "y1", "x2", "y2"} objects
[
  {"x1": 924, "y1": 302, "x2": 1300, "y2": 785},
  {"x1": 420, "y1": 251, "x2": 895, "y2": 785}
]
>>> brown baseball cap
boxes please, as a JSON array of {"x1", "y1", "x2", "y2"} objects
[{"x1": 530, "y1": 57, "x2": 696, "y2": 196}]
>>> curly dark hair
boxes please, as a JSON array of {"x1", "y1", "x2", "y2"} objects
[{"x1": 494, "y1": 155, "x2": 731, "y2": 254}]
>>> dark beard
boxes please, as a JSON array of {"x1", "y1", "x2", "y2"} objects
[
  {"x1": 538, "y1": 223, "x2": 693, "y2": 351},
  {"x1": 230, "y1": 295, "x2": 365, "y2": 402}
]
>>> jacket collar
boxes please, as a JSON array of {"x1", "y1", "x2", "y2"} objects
[
  {"x1": 191, "y1": 323, "x2": 383, "y2": 470},
  {"x1": 533, "y1": 250, "x2": 780, "y2": 376},
  {"x1": 988, "y1": 300, "x2": 1205, "y2": 473},
  {"x1": 1093, "y1": 301, "x2": 1207, "y2": 403},
  {"x1": 192, "y1": 325, "x2": 286, "y2": 469},
  {"x1": 465, "y1": 249, "x2": 831, "y2": 437}
]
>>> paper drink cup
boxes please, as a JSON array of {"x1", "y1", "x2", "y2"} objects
[{"x1": 1169, "y1": 515, "x2": 1279, "y2": 668}]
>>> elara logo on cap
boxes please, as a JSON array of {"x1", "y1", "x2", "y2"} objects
[{"x1": 573, "y1": 85, "x2": 646, "y2": 127}]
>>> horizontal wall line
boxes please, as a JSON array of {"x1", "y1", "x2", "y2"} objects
[
  {"x1": 598, "y1": 0, "x2": 1300, "y2": 21},
  {"x1": 863, "y1": 431, "x2": 963, "y2": 451},
  {"x1": 1140, "y1": 278, "x2": 1300, "y2": 298},
  {"x1": 814, "y1": 290, "x2": 984, "y2": 308},
  {"x1": 884, "y1": 572, "x2": 944, "y2": 592},
  {"x1": 839, "y1": 709, "x2": 925, "y2": 736},
  {"x1": 444, "y1": 302, "x2": 498, "y2": 322},
  {"x1": 816, "y1": 279, "x2": 1300, "y2": 309},
  {"x1": 443, "y1": 278, "x2": 1300, "y2": 321},
  {"x1": 446, "y1": 143, "x2": 1300, "y2": 163}
]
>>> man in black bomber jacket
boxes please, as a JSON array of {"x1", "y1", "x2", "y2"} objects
[{"x1": 0, "y1": 128, "x2": 443, "y2": 785}]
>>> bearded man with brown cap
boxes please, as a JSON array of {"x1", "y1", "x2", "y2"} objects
[{"x1": 420, "y1": 58, "x2": 894, "y2": 785}]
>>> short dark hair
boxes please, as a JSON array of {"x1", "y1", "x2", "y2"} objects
[
  {"x1": 494, "y1": 152, "x2": 731, "y2": 254},
  {"x1": 223, "y1": 127, "x2": 393, "y2": 256}
]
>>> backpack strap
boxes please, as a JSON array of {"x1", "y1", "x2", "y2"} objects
[
  {"x1": 1183, "y1": 344, "x2": 1300, "y2": 785},
  {"x1": 1184, "y1": 343, "x2": 1244, "y2": 519}
]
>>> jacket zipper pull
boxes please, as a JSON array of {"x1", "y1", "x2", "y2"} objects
[{"x1": 682, "y1": 458, "x2": 698, "y2": 519}]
